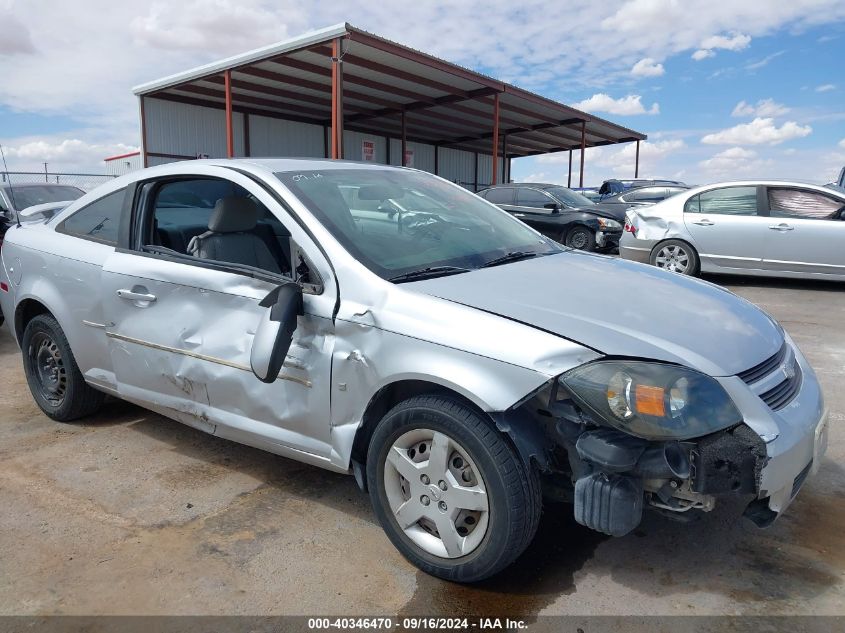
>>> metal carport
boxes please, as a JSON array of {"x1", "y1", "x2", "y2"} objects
[{"x1": 133, "y1": 23, "x2": 646, "y2": 190}]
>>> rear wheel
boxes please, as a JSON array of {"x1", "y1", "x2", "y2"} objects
[
  {"x1": 22, "y1": 314, "x2": 104, "y2": 421},
  {"x1": 650, "y1": 239, "x2": 700, "y2": 276},
  {"x1": 366, "y1": 395, "x2": 541, "y2": 582},
  {"x1": 564, "y1": 226, "x2": 596, "y2": 251}
]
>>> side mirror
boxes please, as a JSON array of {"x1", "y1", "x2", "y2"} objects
[
  {"x1": 544, "y1": 202, "x2": 561, "y2": 213},
  {"x1": 250, "y1": 283, "x2": 303, "y2": 383}
]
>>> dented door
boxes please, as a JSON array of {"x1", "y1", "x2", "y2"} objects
[{"x1": 100, "y1": 252, "x2": 335, "y2": 459}]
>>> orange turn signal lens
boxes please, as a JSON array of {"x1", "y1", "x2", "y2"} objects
[{"x1": 634, "y1": 384, "x2": 666, "y2": 417}]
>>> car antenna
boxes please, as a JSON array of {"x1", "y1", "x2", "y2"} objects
[{"x1": 0, "y1": 144, "x2": 21, "y2": 228}]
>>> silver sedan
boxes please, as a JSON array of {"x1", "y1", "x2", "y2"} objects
[
  {"x1": 0, "y1": 161, "x2": 829, "y2": 582},
  {"x1": 620, "y1": 180, "x2": 845, "y2": 280}
]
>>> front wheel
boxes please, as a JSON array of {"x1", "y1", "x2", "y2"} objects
[
  {"x1": 366, "y1": 395, "x2": 541, "y2": 582},
  {"x1": 564, "y1": 226, "x2": 596, "y2": 251},
  {"x1": 650, "y1": 239, "x2": 700, "y2": 276}
]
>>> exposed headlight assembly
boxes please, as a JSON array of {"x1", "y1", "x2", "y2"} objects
[
  {"x1": 596, "y1": 218, "x2": 622, "y2": 230},
  {"x1": 559, "y1": 361, "x2": 742, "y2": 440}
]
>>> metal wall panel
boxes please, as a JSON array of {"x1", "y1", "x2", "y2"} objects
[
  {"x1": 248, "y1": 115, "x2": 325, "y2": 158},
  {"x1": 476, "y1": 153, "x2": 505, "y2": 190},
  {"x1": 387, "y1": 139, "x2": 435, "y2": 172},
  {"x1": 438, "y1": 148, "x2": 477, "y2": 190},
  {"x1": 342, "y1": 131, "x2": 386, "y2": 163},
  {"x1": 145, "y1": 98, "x2": 244, "y2": 158}
]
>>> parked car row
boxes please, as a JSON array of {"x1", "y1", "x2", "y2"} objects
[
  {"x1": 0, "y1": 159, "x2": 828, "y2": 582},
  {"x1": 478, "y1": 181, "x2": 687, "y2": 252},
  {"x1": 621, "y1": 180, "x2": 845, "y2": 281}
]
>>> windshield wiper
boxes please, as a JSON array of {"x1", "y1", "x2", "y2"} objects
[
  {"x1": 388, "y1": 266, "x2": 471, "y2": 283},
  {"x1": 481, "y1": 251, "x2": 540, "y2": 268}
]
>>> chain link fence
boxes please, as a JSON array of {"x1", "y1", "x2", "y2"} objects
[{"x1": 1, "y1": 171, "x2": 117, "y2": 191}]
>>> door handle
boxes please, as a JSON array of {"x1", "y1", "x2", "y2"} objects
[
  {"x1": 692, "y1": 219, "x2": 715, "y2": 226},
  {"x1": 116, "y1": 289, "x2": 157, "y2": 303},
  {"x1": 769, "y1": 223, "x2": 794, "y2": 231}
]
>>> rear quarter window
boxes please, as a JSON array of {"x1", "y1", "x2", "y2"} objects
[{"x1": 56, "y1": 188, "x2": 126, "y2": 245}]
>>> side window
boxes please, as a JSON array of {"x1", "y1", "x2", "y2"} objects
[
  {"x1": 516, "y1": 188, "x2": 554, "y2": 209},
  {"x1": 625, "y1": 187, "x2": 667, "y2": 203},
  {"x1": 683, "y1": 194, "x2": 700, "y2": 214},
  {"x1": 58, "y1": 188, "x2": 125, "y2": 245},
  {"x1": 483, "y1": 188, "x2": 514, "y2": 205},
  {"x1": 768, "y1": 188, "x2": 843, "y2": 220},
  {"x1": 145, "y1": 178, "x2": 291, "y2": 276},
  {"x1": 698, "y1": 186, "x2": 758, "y2": 216}
]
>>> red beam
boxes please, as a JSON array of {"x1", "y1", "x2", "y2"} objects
[
  {"x1": 330, "y1": 38, "x2": 344, "y2": 159},
  {"x1": 224, "y1": 70, "x2": 234, "y2": 158},
  {"x1": 491, "y1": 93, "x2": 500, "y2": 185},
  {"x1": 139, "y1": 96, "x2": 149, "y2": 168},
  {"x1": 579, "y1": 121, "x2": 586, "y2": 188},
  {"x1": 635, "y1": 140, "x2": 640, "y2": 178}
]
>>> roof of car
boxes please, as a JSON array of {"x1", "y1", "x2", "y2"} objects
[
  {"x1": 481, "y1": 183, "x2": 561, "y2": 190},
  {"x1": 1, "y1": 183, "x2": 83, "y2": 190}
]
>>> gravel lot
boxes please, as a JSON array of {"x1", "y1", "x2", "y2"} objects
[{"x1": 0, "y1": 273, "x2": 843, "y2": 617}]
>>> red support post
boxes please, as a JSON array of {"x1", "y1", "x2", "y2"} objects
[
  {"x1": 502, "y1": 134, "x2": 508, "y2": 183},
  {"x1": 139, "y1": 96, "x2": 149, "y2": 168},
  {"x1": 635, "y1": 140, "x2": 640, "y2": 178},
  {"x1": 224, "y1": 70, "x2": 234, "y2": 158},
  {"x1": 491, "y1": 93, "x2": 500, "y2": 185},
  {"x1": 401, "y1": 110, "x2": 407, "y2": 166},
  {"x1": 331, "y1": 37, "x2": 345, "y2": 159},
  {"x1": 579, "y1": 121, "x2": 586, "y2": 188}
]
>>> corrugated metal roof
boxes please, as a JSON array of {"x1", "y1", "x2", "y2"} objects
[{"x1": 134, "y1": 23, "x2": 645, "y2": 158}]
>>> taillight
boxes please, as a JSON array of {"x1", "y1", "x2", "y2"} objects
[{"x1": 624, "y1": 220, "x2": 636, "y2": 236}]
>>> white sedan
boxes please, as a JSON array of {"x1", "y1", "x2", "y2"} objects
[{"x1": 620, "y1": 180, "x2": 845, "y2": 280}]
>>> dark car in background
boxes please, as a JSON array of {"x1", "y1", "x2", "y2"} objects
[
  {"x1": 571, "y1": 187, "x2": 603, "y2": 203},
  {"x1": 478, "y1": 183, "x2": 624, "y2": 251},
  {"x1": 598, "y1": 178, "x2": 688, "y2": 198},
  {"x1": 0, "y1": 184, "x2": 85, "y2": 241},
  {"x1": 597, "y1": 184, "x2": 689, "y2": 212}
]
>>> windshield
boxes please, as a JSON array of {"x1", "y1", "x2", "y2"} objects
[
  {"x1": 2, "y1": 185, "x2": 84, "y2": 210},
  {"x1": 276, "y1": 169, "x2": 560, "y2": 280},
  {"x1": 547, "y1": 186, "x2": 595, "y2": 207}
]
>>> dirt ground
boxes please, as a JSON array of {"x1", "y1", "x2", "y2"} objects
[{"x1": 0, "y1": 273, "x2": 843, "y2": 617}]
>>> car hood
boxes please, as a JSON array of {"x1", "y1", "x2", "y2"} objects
[
  {"x1": 407, "y1": 252, "x2": 783, "y2": 377},
  {"x1": 571, "y1": 204, "x2": 626, "y2": 223}
]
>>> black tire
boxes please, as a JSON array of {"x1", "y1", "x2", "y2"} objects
[
  {"x1": 22, "y1": 314, "x2": 104, "y2": 421},
  {"x1": 366, "y1": 395, "x2": 542, "y2": 582},
  {"x1": 650, "y1": 239, "x2": 700, "y2": 276},
  {"x1": 564, "y1": 226, "x2": 596, "y2": 251}
]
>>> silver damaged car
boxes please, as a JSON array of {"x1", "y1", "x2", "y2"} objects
[{"x1": 0, "y1": 159, "x2": 829, "y2": 582}]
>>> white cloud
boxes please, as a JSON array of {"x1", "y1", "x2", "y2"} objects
[
  {"x1": 700, "y1": 32, "x2": 751, "y2": 51},
  {"x1": 839, "y1": 138, "x2": 845, "y2": 149},
  {"x1": 572, "y1": 93, "x2": 660, "y2": 116},
  {"x1": 2, "y1": 137, "x2": 138, "y2": 172},
  {"x1": 631, "y1": 57, "x2": 665, "y2": 77},
  {"x1": 0, "y1": 10, "x2": 36, "y2": 55},
  {"x1": 745, "y1": 50, "x2": 785, "y2": 70},
  {"x1": 731, "y1": 99, "x2": 790, "y2": 118},
  {"x1": 701, "y1": 117, "x2": 812, "y2": 146},
  {"x1": 699, "y1": 146, "x2": 772, "y2": 178},
  {"x1": 816, "y1": 84, "x2": 836, "y2": 92},
  {"x1": 690, "y1": 32, "x2": 750, "y2": 60}
]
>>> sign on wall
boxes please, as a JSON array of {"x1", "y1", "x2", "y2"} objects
[
  {"x1": 403, "y1": 149, "x2": 414, "y2": 168},
  {"x1": 362, "y1": 139, "x2": 375, "y2": 162}
]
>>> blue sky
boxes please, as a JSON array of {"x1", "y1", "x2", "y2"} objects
[{"x1": 1, "y1": 0, "x2": 844, "y2": 185}]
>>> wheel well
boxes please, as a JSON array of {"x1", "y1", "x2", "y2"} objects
[
  {"x1": 351, "y1": 380, "x2": 485, "y2": 465},
  {"x1": 14, "y1": 299, "x2": 51, "y2": 345}
]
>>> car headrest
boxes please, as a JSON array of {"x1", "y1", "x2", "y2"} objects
[{"x1": 208, "y1": 197, "x2": 260, "y2": 233}]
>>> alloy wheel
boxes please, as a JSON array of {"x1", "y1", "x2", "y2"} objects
[
  {"x1": 383, "y1": 428, "x2": 489, "y2": 558},
  {"x1": 654, "y1": 244, "x2": 690, "y2": 273}
]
